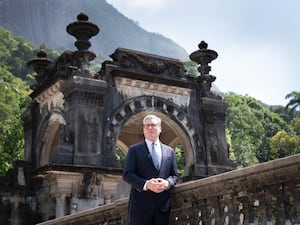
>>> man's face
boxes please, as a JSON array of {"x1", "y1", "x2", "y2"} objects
[{"x1": 143, "y1": 118, "x2": 162, "y2": 142}]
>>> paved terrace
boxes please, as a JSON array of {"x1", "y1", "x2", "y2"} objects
[{"x1": 38, "y1": 153, "x2": 300, "y2": 225}]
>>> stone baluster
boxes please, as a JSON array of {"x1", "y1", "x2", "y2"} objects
[
  {"x1": 249, "y1": 199, "x2": 258, "y2": 224},
  {"x1": 217, "y1": 200, "x2": 226, "y2": 225},
  {"x1": 283, "y1": 192, "x2": 292, "y2": 223},
  {"x1": 215, "y1": 203, "x2": 224, "y2": 225},
  {"x1": 208, "y1": 207, "x2": 216, "y2": 225},
  {"x1": 231, "y1": 201, "x2": 242, "y2": 225},
  {"x1": 276, "y1": 185, "x2": 286, "y2": 224},
  {"x1": 236, "y1": 203, "x2": 245, "y2": 225},
  {"x1": 258, "y1": 194, "x2": 269, "y2": 224},
  {"x1": 234, "y1": 195, "x2": 248, "y2": 225},
  {"x1": 294, "y1": 185, "x2": 300, "y2": 224},
  {"x1": 253, "y1": 199, "x2": 260, "y2": 224},
  {"x1": 187, "y1": 198, "x2": 199, "y2": 224},
  {"x1": 206, "y1": 197, "x2": 218, "y2": 225},
  {"x1": 220, "y1": 200, "x2": 232, "y2": 225},
  {"x1": 197, "y1": 209, "x2": 204, "y2": 225},
  {"x1": 193, "y1": 200, "x2": 207, "y2": 225},
  {"x1": 202, "y1": 203, "x2": 210, "y2": 225},
  {"x1": 265, "y1": 194, "x2": 274, "y2": 223}
]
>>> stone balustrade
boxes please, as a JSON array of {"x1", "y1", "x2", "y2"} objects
[{"x1": 38, "y1": 153, "x2": 300, "y2": 225}]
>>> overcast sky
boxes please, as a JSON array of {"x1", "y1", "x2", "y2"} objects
[{"x1": 106, "y1": 0, "x2": 299, "y2": 106}]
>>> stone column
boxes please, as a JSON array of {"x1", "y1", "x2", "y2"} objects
[{"x1": 55, "y1": 193, "x2": 67, "y2": 218}]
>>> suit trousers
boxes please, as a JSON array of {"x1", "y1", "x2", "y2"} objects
[{"x1": 130, "y1": 210, "x2": 170, "y2": 225}]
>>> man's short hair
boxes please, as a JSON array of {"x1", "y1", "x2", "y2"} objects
[{"x1": 143, "y1": 114, "x2": 161, "y2": 125}]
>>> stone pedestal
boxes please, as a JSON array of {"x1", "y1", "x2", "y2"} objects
[{"x1": 201, "y1": 97, "x2": 236, "y2": 176}]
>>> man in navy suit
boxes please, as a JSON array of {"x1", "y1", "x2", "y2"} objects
[{"x1": 123, "y1": 114, "x2": 179, "y2": 225}]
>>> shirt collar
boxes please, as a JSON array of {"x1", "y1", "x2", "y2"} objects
[{"x1": 145, "y1": 139, "x2": 160, "y2": 146}]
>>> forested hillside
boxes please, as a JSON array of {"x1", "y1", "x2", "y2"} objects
[{"x1": 0, "y1": 0, "x2": 188, "y2": 60}]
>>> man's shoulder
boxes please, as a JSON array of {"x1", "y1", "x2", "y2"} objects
[
  {"x1": 161, "y1": 143, "x2": 173, "y2": 150},
  {"x1": 130, "y1": 141, "x2": 145, "y2": 149}
]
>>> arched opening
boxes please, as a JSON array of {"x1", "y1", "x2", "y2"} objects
[
  {"x1": 37, "y1": 113, "x2": 66, "y2": 167},
  {"x1": 115, "y1": 111, "x2": 193, "y2": 177}
]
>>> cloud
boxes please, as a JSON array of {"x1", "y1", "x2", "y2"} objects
[{"x1": 213, "y1": 42, "x2": 294, "y2": 105}]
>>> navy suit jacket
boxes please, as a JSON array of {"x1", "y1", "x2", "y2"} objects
[{"x1": 123, "y1": 141, "x2": 179, "y2": 212}]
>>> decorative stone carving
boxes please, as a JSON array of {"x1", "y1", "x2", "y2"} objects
[
  {"x1": 27, "y1": 49, "x2": 52, "y2": 90},
  {"x1": 109, "y1": 48, "x2": 186, "y2": 79}
]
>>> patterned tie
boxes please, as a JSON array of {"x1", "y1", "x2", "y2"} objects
[{"x1": 151, "y1": 142, "x2": 160, "y2": 169}]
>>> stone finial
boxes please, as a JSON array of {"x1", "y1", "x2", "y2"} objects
[
  {"x1": 189, "y1": 41, "x2": 218, "y2": 76},
  {"x1": 27, "y1": 49, "x2": 52, "y2": 90},
  {"x1": 66, "y1": 12, "x2": 100, "y2": 51},
  {"x1": 189, "y1": 41, "x2": 218, "y2": 97},
  {"x1": 66, "y1": 13, "x2": 99, "y2": 73}
]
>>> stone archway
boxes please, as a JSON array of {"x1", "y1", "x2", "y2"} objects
[
  {"x1": 106, "y1": 95, "x2": 202, "y2": 176},
  {"x1": 15, "y1": 13, "x2": 237, "y2": 221}
]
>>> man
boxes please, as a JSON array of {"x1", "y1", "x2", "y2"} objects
[{"x1": 123, "y1": 114, "x2": 179, "y2": 225}]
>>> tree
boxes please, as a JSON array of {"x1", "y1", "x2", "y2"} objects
[
  {"x1": 223, "y1": 93, "x2": 287, "y2": 167},
  {"x1": 270, "y1": 117, "x2": 300, "y2": 158},
  {"x1": 270, "y1": 128, "x2": 300, "y2": 158},
  {"x1": 0, "y1": 69, "x2": 31, "y2": 174},
  {"x1": 285, "y1": 91, "x2": 300, "y2": 115}
]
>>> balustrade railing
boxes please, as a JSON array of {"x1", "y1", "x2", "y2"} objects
[{"x1": 38, "y1": 154, "x2": 300, "y2": 225}]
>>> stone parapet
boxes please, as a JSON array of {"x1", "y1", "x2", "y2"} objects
[{"x1": 37, "y1": 153, "x2": 300, "y2": 225}]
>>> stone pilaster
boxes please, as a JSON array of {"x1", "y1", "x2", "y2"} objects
[{"x1": 62, "y1": 75, "x2": 116, "y2": 166}]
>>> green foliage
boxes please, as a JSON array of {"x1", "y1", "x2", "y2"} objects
[
  {"x1": 270, "y1": 117, "x2": 300, "y2": 158},
  {"x1": 291, "y1": 117, "x2": 300, "y2": 135},
  {"x1": 285, "y1": 91, "x2": 300, "y2": 116},
  {"x1": 183, "y1": 61, "x2": 198, "y2": 76},
  {"x1": 116, "y1": 147, "x2": 126, "y2": 168},
  {"x1": 0, "y1": 27, "x2": 36, "y2": 80},
  {"x1": 174, "y1": 144, "x2": 185, "y2": 176},
  {"x1": 0, "y1": 68, "x2": 31, "y2": 174},
  {"x1": 0, "y1": 27, "x2": 34, "y2": 174},
  {"x1": 223, "y1": 93, "x2": 288, "y2": 167},
  {"x1": 225, "y1": 128, "x2": 236, "y2": 161},
  {"x1": 270, "y1": 130, "x2": 300, "y2": 158}
]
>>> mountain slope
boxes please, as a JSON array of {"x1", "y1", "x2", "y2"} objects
[{"x1": 0, "y1": 0, "x2": 189, "y2": 60}]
